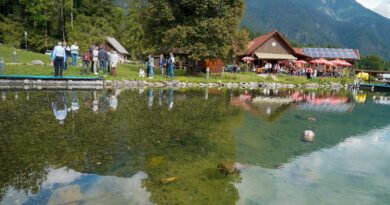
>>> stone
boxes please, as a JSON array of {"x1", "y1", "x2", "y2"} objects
[
  {"x1": 218, "y1": 163, "x2": 240, "y2": 176},
  {"x1": 160, "y1": 177, "x2": 177, "y2": 184},
  {"x1": 31, "y1": 60, "x2": 44, "y2": 65},
  {"x1": 104, "y1": 80, "x2": 112, "y2": 87},
  {"x1": 302, "y1": 130, "x2": 315, "y2": 142}
]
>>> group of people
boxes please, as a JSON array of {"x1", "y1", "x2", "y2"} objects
[
  {"x1": 144, "y1": 53, "x2": 175, "y2": 78},
  {"x1": 250, "y1": 62, "x2": 347, "y2": 79},
  {"x1": 224, "y1": 64, "x2": 241, "y2": 73},
  {"x1": 51, "y1": 41, "x2": 119, "y2": 77},
  {"x1": 87, "y1": 44, "x2": 119, "y2": 76}
]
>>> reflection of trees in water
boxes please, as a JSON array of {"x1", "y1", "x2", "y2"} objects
[{"x1": 0, "y1": 89, "x2": 241, "y2": 204}]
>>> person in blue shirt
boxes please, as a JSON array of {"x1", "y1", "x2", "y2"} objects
[
  {"x1": 148, "y1": 54, "x2": 154, "y2": 78},
  {"x1": 51, "y1": 42, "x2": 66, "y2": 77},
  {"x1": 167, "y1": 53, "x2": 175, "y2": 78}
]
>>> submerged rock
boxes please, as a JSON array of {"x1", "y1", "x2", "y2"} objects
[
  {"x1": 218, "y1": 163, "x2": 241, "y2": 176},
  {"x1": 160, "y1": 177, "x2": 177, "y2": 184},
  {"x1": 302, "y1": 130, "x2": 315, "y2": 142}
]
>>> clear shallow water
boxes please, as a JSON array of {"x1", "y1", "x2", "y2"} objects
[{"x1": 0, "y1": 88, "x2": 389, "y2": 205}]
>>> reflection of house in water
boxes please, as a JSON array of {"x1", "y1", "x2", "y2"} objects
[
  {"x1": 231, "y1": 91, "x2": 292, "y2": 122},
  {"x1": 292, "y1": 92, "x2": 354, "y2": 113}
]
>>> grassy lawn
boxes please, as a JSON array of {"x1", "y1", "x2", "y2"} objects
[
  {"x1": 0, "y1": 46, "x2": 353, "y2": 84},
  {"x1": 0, "y1": 46, "x2": 52, "y2": 64}
]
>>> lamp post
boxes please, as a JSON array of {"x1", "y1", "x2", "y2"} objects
[
  {"x1": 0, "y1": 55, "x2": 4, "y2": 74},
  {"x1": 24, "y1": 31, "x2": 28, "y2": 51},
  {"x1": 13, "y1": 49, "x2": 16, "y2": 63}
]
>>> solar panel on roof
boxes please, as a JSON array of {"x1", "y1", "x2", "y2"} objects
[{"x1": 303, "y1": 47, "x2": 358, "y2": 60}]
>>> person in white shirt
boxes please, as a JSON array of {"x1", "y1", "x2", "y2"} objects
[
  {"x1": 70, "y1": 42, "x2": 79, "y2": 66},
  {"x1": 51, "y1": 42, "x2": 66, "y2": 77},
  {"x1": 110, "y1": 51, "x2": 119, "y2": 76},
  {"x1": 92, "y1": 47, "x2": 99, "y2": 75}
]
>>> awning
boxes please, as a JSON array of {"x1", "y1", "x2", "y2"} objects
[{"x1": 255, "y1": 52, "x2": 297, "y2": 60}]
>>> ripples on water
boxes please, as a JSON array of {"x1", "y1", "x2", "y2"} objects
[{"x1": 0, "y1": 88, "x2": 389, "y2": 205}]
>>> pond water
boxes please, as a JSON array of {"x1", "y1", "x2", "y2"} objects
[{"x1": 0, "y1": 88, "x2": 389, "y2": 205}]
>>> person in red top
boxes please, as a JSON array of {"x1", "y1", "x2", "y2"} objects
[{"x1": 81, "y1": 51, "x2": 91, "y2": 75}]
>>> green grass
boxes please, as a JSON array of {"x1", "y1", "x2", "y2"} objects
[
  {"x1": 0, "y1": 46, "x2": 353, "y2": 84},
  {"x1": 0, "y1": 46, "x2": 51, "y2": 64}
]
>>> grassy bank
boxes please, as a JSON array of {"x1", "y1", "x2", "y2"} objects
[{"x1": 0, "y1": 46, "x2": 353, "y2": 85}]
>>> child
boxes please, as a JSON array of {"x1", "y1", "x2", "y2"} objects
[{"x1": 139, "y1": 68, "x2": 146, "y2": 78}]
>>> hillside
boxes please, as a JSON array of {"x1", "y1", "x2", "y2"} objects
[{"x1": 242, "y1": 0, "x2": 390, "y2": 59}]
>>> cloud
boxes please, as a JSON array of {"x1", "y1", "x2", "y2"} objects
[
  {"x1": 42, "y1": 167, "x2": 82, "y2": 189},
  {"x1": 356, "y1": 0, "x2": 390, "y2": 19},
  {"x1": 374, "y1": 1, "x2": 390, "y2": 19}
]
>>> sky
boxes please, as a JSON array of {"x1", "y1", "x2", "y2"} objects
[{"x1": 355, "y1": 0, "x2": 390, "y2": 19}]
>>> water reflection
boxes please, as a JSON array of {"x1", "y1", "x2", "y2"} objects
[
  {"x1": 1, "y1": 88, "x2": 390, "y2": 205},
  {"x1": 2, "y1": 168, "x2": 151, "y2": 205},
  {"x1": 147, "y1": 89, "x2": 154, "y2": 108},
  {"x1": 235, "y1": 126, "x2": 390, "y2": 205},
  {"x1": 52, "y1": 92, "x2": 68, "y2": 124}
]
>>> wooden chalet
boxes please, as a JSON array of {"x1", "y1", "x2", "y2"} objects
[{"x1": 242, "y1": 30, "x2": 303, "y2": 66}]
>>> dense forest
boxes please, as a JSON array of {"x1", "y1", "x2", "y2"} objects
[{"x1": 0, "y1": 0, "x2": 247, "y2": 61}]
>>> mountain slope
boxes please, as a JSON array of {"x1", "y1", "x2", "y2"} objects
[{"x1": 242, "y1": 0, "x2": 390, "y2": 59}]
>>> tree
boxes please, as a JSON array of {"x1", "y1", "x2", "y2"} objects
[
  {"x1": 145, "y1": 0, "x2": 246, "y2": 61},
  {"x1": 358, "y1": 55, "x2": 387, "y2": 71},
  {"x1": 112, "y1": 0, "x2": 152, "y2": 60},
  {"x1": 20, "y1": 0, "x2": 58, "y2": 49}
]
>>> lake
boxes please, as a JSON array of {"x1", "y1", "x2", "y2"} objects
[{"x1": 0, "y1": 88, "x2": 389, "y2": 205}]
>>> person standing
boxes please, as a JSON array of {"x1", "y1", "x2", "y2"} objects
[
  {"x1": 51, "y1": 41, "x2": 66, "y2": 77},
  {"x1": 89, "y1": 45, "x2": 94, "y2": 72},
  {"x1": 107, "y1": 50, "x2": 112, "y2": 73},
  {"x1": 63, "y1": 42, "x2": 71, "y2": 70},
  {"x1": 148, "y1": 54, "x2": 154, "y2": 78},
  {"x1": 167, "y1": 53, "x2": 175, "y2": 78},
  {"x1": 159, "y1": 54, "x2": 165, "y2": 76},
  {"x1": 81, "y1": 51, "x2": 91, "y2": 75},
  {"x1": 70, "y1": 42, "x2": 79, "y2": 66},
  {"x1": 111, "y1": 51, "x2": 119, "y2": 76},
  {"x1": 98, "y1": 46, "x2": 107, "y2": 74},
  {"x1": 306, "y1": 66, "x2": 313, "y2": 79},
  {"x1": 93, "y1": 47, "x2": 99, "y2": 75}
]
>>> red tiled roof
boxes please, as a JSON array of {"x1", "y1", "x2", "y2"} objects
[{"x1": 293, "y1": 47, "x2": 304, "y2": 55}]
